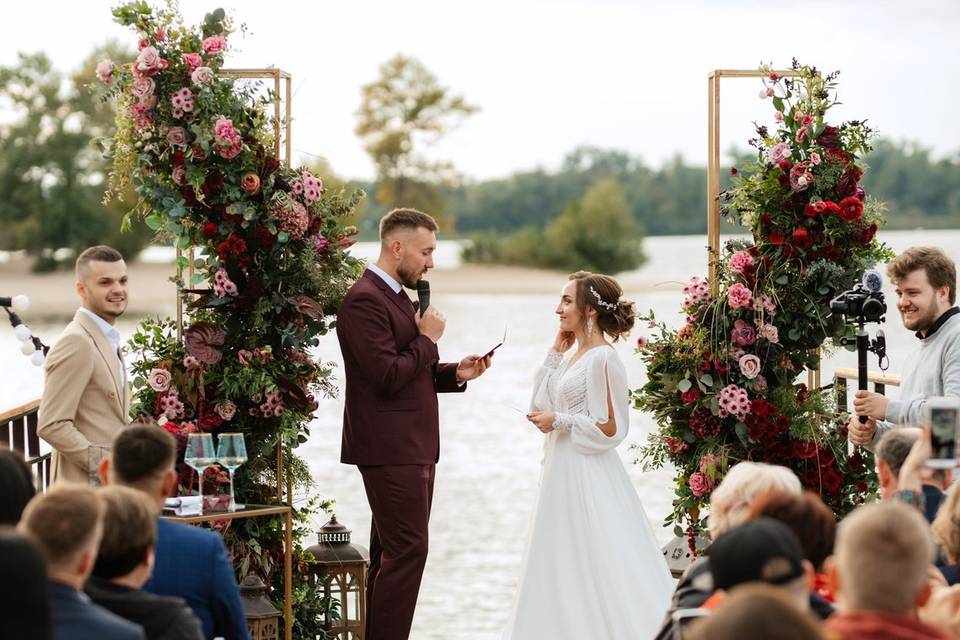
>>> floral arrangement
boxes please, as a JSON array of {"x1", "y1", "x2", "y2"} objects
[
  {"x1": 635, "y1": 62, "x2": 893, "y2": 542},
  {"x1": 97, "y1": 2, "x2": 362, "y2": 632}
]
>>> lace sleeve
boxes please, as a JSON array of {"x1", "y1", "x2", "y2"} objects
[
  {"x1": 560, "y1": 349, "x2": 629, "y2": 454},
  {"x1": 530, "y1": 350, "x2": 563, "y2": 411}
]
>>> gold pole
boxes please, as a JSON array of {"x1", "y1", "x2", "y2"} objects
[
  {"x1": 707, "y1": 72, "x2": 720, "y2": 291},
  {"x1": 176, "y1": 246, "x2": 183, "y2": 340},
  {"x1": 284, "y1": 74, "x2": 292, "y2": 169},
  {"x1": 284, "y1": 508, "x2": 293, "y2": 640}
]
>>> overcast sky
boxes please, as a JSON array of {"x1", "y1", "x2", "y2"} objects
[{"x1": 2, "y1": 0, "x2": 958, "y2": 181}]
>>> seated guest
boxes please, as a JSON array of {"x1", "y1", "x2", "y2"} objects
[
  {"x1": 17, "y1": 484, "x2": 144, "y2": 640},
  {"x1": 826, "y1": 502, "x2": 954, "y2": 639},
  {"x1": 687, "y1": 583, "x2": 826, "y2": 640},
  {"x1": 0, "y1": 527, "x2": 53, "y2": 640},
  {"x1": 933, "y1": 489, "x2": 960, "y2": 584},
  {"x1": 87, "y1": 485, "x2": 203, "y2": 639},
  {"x1": 748, "y1": 490, "x2": 837, "y2": 616},
  {"x1": 654, "y1": 462, "x2": 802, "y2": 640},
  {"x1": 99, "y1": 423, "x2": 251, "y2": 640},
  {"x1": 0, "y1": 446, "x2": 36, "y2": 524},
  {"x1": 876, "y1": 428, "x2": 944, "y2": 522}
]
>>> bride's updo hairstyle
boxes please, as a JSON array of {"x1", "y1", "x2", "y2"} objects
[{"x1": 568, "y1": 271, "x2": 635, "y2": 341}]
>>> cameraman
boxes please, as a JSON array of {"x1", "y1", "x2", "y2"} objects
[{"x1": 849, "y1": 247, "x2": 960, "y2": 448}]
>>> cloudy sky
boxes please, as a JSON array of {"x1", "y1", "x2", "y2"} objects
[{"x1": 2, "y1": 0, "x2": 958, "y2": 181}]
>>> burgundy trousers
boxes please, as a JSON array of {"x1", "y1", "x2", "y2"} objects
[{"x1": 358, "y1": 464, "x2": 436, "y2": 640}]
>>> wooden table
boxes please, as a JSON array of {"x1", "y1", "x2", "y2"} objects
[{"x1": 163, "y1": 504, "x2": 293, "y2": 640}]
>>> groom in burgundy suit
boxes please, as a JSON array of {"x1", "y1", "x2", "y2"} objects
[{"x1": 337, "y1": 208, "x2": 491, "y2": 640}]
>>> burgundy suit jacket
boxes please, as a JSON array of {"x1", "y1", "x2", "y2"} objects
[{"x1": 337, "y1": 270, "x2": 464, "y2": 465}]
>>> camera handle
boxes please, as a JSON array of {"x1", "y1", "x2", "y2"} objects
[{"x1": 839, "y1": 322, "x2": 889, "y2": 424}]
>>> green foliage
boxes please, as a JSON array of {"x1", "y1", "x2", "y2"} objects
[
  {"x1": 462, "y1": 178, "x2": 646, "y2": 274},
  {"x1": 355, "y1": 54, "x2": 477, "y2": 232}
]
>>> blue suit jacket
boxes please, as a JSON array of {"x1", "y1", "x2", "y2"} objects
[
  {"x1": 48, "y1": 581, "x2": 145, "y2": 640},
  {"x1": 144, "y1": 518, "x2": 251, "y2": 640}
]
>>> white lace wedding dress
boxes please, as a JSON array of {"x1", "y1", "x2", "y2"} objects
[{"x1": 503, "y1": 345, "x2": 673, "y2": 639}]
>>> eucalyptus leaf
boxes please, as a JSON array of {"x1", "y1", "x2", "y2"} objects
[{"x1": 677, "y1": 378, "x2": 692, "y2": 393}]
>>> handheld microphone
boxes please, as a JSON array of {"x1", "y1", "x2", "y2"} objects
[{"x1": 417, "y1": 280, "x2": 430, "y2": 314}]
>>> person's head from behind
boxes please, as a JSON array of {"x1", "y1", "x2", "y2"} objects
[
  {"x1": 887, "y1": 246, "x2": 956, "y2": 334},
  {"x1": 933, "y1": 488, "x2": 960, "y2": 565},
  {"x1": 748, "y1": 490, "x2": 837, "y2": 573},
  {"x1": 832, "y1": 502, "x2": 933, "y2": 614},
  {"x1": 378, "y1": 208, "x2": 438, "y2": 289},
  {"x1": 0, "y1": 447, "x2": 35, "y2": 525},
  {"x1": 875, "y1": 428, "x2": 921, "y2": 500},
  {"x1": 75, "y1": 245, "x2": 128, "y2": 323},
  {"x1": 100, "y1": 422, "x2": 177, "y2": 511},
  {"x1": 93, "y1": 486, "x2": 157, "y2": 588},
  {"x1": 0, "y1": 528, "x2": 52, "y2": 640},
  {"x1": 687, "y1": 583, "x2": 825, "y2": 640},
  {"x1": 17, "y1": 485, "x2": 104, "y2": 587},
  {"x1": 558, "y1": 271, "x2": 636, "y2": 342},
  {"x1": 708, "y1": 461, "x2": 801, "y2": 539},
  {"x1": 709, "y1": 517, "x2": 815, "y2": 611}
]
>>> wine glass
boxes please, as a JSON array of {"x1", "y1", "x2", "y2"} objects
[
  {"x1": 184, "y1": 433, "x2": 217, "y2": 515},
  {"x1": 216, "y1": 433, "x2": 248, "y2": 512}
]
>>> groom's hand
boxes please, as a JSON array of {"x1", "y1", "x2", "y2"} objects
[
  {"x1": 456, "y1": 354, "x2": 492, "y2": 383},
  {"x1": 417, "y1": 307, "x2": 446, "y2": 343},
  {"x1": 526, "y1": 411, "x2": 555, "y2": 433}
]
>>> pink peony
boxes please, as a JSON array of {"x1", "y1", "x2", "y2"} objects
[
  {"x1": 727, "y1": 283, "x2": 753, "y2": 309},
  {"x1": 166, "y1": 126, "x2": 187, "y2": 148},
  {"x1": 759, "y1": 323, "x2": 779, "y2": 344},
  {"x1": 96, "y1": 59, "x2": 114, "y2": 83},
  {"x1": 718, "y1": 383, "x2": 751, "y2": 421},
  {"x1": 731, "y1": 319, "x2": 756, "y2": 347},
  {"x1": 202, "y1": 35, "x2": 227, "y2": 55},
  {"x1": 689, "y1": 472, "x2": 712, "y2": 497},
  {"x1": 728, "y1": 250, "x2": 754, "y2": 275},
  {"x1": 738, "y1": 354, "x2": 762, "y2": 379},
  {"x1": 215, "y1": 401, "x2": 237, "y2": 421},
  {"x1": 769, "y1": 142, "x2": 791, "y2": 164},
  {"x1": 148, "y1": 368, "x2": 171, "y2": 392},
  {"x1": 191, "y1": 66, "x2": 214, "y2": 84},
  {"x1": 181, "y1": 53, "x2": 203, "y2": 71}
]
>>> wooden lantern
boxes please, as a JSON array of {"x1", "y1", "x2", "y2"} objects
[
  {"x1": 306, "y1": 517, "x2": 369, "y2": 639},
  {"x1": 239, "y1": 574, "x2": 281, "y2": 640}
]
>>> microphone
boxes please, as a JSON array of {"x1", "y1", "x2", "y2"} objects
[
  {"x1": 862, "y1": 268, "x2": 883, "y2": 292},
  {"x1": 417, "y1": 280, "x2": 430, "y2": 314}
]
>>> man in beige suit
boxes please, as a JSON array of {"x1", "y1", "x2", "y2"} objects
[{"x1": 38, "y1": 245, "x2": 130, "y2": 484}]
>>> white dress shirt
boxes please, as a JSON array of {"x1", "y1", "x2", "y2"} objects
[{"x1": 367, "y1": 263, "x2": 403, "y2": 294}]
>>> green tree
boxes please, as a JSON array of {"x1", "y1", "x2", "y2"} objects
[
  {"x1": 355, "y1": 54, "x2": 477, "y2": 232},
  {"x1": 0, "y1": 45, "x2": 151, "y2": 270}
]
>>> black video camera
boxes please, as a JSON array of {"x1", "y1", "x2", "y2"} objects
[{"x1": 829, "y1": 283, "x2": 886, "y2": 324}]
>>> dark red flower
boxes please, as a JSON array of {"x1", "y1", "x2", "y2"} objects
[
  {"x1": 817, "y1": 125, "x2": 841, "y2": 149},
  {"x1": 172, "y1": 150, "x2": 186, "y2": 166},
  {"x1": 751, "y1": 399, "x2": 777, "y2": 417},
  {"x1": 680, "y1": 388, "x2": 701, "y2": 403},
  {"x1": 255, "y1": 226, "x2": 275, "y2": 248},
  {"x1": 689, "y1": 410, "x2": 721, "y2": 439},
  {"x1": 823, "y1": 201, "x2": 842, "y2": 216},
  {"x1": 803, "y1": 201, "x2": 827, "y2": 218},
  {"x1": 794, "y1": 440, "x2": 819, "y2": 458},
  {"x1": 202, "y1": 223, "x2": 218, "y2": 239},
  {"x1": 838, "y1": 196, "x2": 864, "y2": 222},
  {"x1": 216, "y1": 234, "x2": 247, "y2": 259},
  {"x1": 730, "y1": 167, "x2": 738, "y2": 175},
  {"x1": 778, "y1": 160, "x2": 793, "y2": 172},
  {"x1": 791, "y1": 227, "x2": 812, "y2": 248},
  {"x1": 202, "y1": 171, "x2": 225, "y2": 199},
  {"x1": 769, "y1": 231, "x2": 786, "y2": 245}
]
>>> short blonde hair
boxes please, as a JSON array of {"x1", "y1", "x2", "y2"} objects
[
  {"x1": 708, "y1": 462, "x2": 801, "y2": 538},
  {"x1": 18, "y1": 484, "x2": 103, "y2": 571},
  {"x1": 932, "y1": 488, "x2": 960, "y2": 564},
  {"x1": 835, "y1": 502, "x2": 932, "y2": 613}
]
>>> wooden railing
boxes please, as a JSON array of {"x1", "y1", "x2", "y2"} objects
[
  {"x1": 833, "y1": 367, "x2": 901, "y2": 411},
  {"x1": 1, "y1": 399, "x2": 50, "y2": 492}
]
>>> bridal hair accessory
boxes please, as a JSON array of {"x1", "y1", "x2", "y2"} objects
[{"x1": 590, "y1": 286, "x2": 618, "y2": 312}]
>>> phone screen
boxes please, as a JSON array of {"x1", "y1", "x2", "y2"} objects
[{"x1": 930, "y1": 406, "x2": 959, "y2": 461}]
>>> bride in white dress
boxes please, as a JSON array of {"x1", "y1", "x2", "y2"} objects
[{"x1": 504, "y1": 271, "x2": 673, "y2": 639}]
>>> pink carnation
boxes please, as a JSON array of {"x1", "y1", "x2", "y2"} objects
[
  {"x1": 683, "y1": 276, "x2": 711, "y2": 308},
  {"x1": 727, "y1": 283, "x2": 753, "y2": 309},
  {"x1": 202, "y1": 35, "x2": 227, "y2": 55},
  {"x1": 728, "y1": 250, "x2": 754, "y2": 275},
  {"x1": 148, "y1": 368, "x2": 171, "y2": 392},
  {"x1": 790, "y1": 161, "x2": 813, "y2": 192},
  {"x1": 213, "y1": 116, "x2": 242, "y2": 159}
]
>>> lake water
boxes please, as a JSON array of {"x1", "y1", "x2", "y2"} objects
[{"x1": 2, "y1": 229, "x2": 955, "y2": 638}]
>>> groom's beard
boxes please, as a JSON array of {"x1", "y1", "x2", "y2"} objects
[{"x1": 397, "y1": 263, "x2": 423, "y2": 290}]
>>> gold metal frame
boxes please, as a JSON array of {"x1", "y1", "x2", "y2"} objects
[{"x1": 705, "y1": 69, "x2": 820, "y2": 389}]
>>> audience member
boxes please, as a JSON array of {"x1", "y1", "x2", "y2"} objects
[
  {"x1": 0, "y1": 527, "x2": 52, "y2": 640},
  {"x1": 100, "y1": 423, "x2": 251, "y2": 640},
  {"x1": 87, "y1": 485, "x2": 203, "y2": 639},
  {"x1": 687, "y1": 583, "x2": 825, "y2": 640},
  {"x1": 933, "y1": 489, "x2": 960, "y2": 584},
  {"x1": 826, "y1": 502, "x2": 953, "y2": 639},
  {"x1": 876, "y1": 427, "x2": 944, "y2": 522},
  {"x1": 0, "y1": 446, "x2": 35, "y2": 524},
  {"x1": 17, "y1": 484, "x2": 144, "y2": 640},
  {"x1": 748, "y1": 490, "x2": 837, "y2": 616},
  {"x1": 654, "y1": 462, "x2": 802, "y2": 640}
]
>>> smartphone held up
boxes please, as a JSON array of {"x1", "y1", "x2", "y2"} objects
[{"x1": 926, "y1": 397, "x2": 960, "y2": 469}]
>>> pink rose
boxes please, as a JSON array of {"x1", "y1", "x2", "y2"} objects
[
  {"x1": 132, "y1": 77, "x2": 156, "y2": 102},
  {"x1": 191, "y1": 66, "x2": 214, "y2": 84},
  {"x1": 136, "y1": 46, "x2": 161, "y2": 72},
  {"x1": 96, "y1": 59, "x2": 114, "y2": 83},
  {"x1": 166, "y1": 126, "x2": 187, "y2": 148},
  {"x1": 689, "y1": 472, "x2": 712, "y2": 497},
  {"x1": 759, "y1": 323, "x2": 779, "y2": 344},
  {"x1": 148, "y1": 368, "x2": 171, "y2": 392},
  {"x1": 215, "y1": 401, "x2": 237, "y2": 421},
  {"x1": 202, "y1": 35, "x2": 227, "y2": 55},
  {"x1": 171, "y1": 166, "x2": 186, "y2": 185},
  {"x1": 727, "y1": 283, "x2": 753, "y2": 309},
  {"x1": 731, "y1": 319, "x2": 756, "y2": 347},
  {"x1": 769, "y1": 142, "x2": 791, "y2": 164},
  {"x1": 728, "y1": 250, "x2": 754, "y2": 275},
  {"x1": 138, "y1": 37, "x2": 151, "y2": 51},
  {"x1": 241, "y1": 173, "x2": 260, "y2": 194},
  {"x1": 738, "y1": 354, "x2": 762, "y2": 379},
  {"x1": 181, "y1": 53, "x2": 203, "y2": 71}
]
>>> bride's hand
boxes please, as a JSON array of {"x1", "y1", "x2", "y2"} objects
[
  {"x1": 526, "y1": 411, "x2": 555, "y2": 433},
  {"x1": 552, "y1": 331, "x2": 575, "y2": 353}
]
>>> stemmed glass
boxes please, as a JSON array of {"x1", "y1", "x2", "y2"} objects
[
  {"x1": 216, "y1": 433, "x2": 248, "y2": 512},
  {"x1": 184, "y1": 433, "x2": 217, "y2": 515}
]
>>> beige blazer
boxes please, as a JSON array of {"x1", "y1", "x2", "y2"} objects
[{"x1": 37, "y1": 309, "x2": 129, "y2": 484}]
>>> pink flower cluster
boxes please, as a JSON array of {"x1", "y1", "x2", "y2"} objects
[
  {"x1": 213, "y1": 116, "x2": 241, "y2": 159},
  {"x1": 683, "y1": 276, "x2": 711, "y2": 308},
  {"x1": 718, "y1": 383, "x2": 751, "y2": 421},
  {"x1": 273, "y1": 197, "x2": 309, "y2": 238},
  {"x1": 729, "y1": 250, "x2": 754, "y2": 275},
  {"x1": 159, "y1": 387, "x2": 185, "y2": 419},
  {"x1": 213, "y1": 269, "x2": 238, "y2": 297},
  {"x1": 131, "y1": 102, "x2": 154, "y2": 130},
  {"x1": 727, "y1": 283, "x2": 753, "y2": 309},
  {"x1": 290, "y1": 171, "x2": 323, "y2": 205},
  {"x1": 256, "y1": 389, "x2": 284, "y2": 417},
  {"x1": 183, "y1": 355, "x2": 201, "y2": 370},
  {"x1": 313, "y1": 235, "x2": 329, "y2": 254},
  {"x1": 171, "y1": 88, "x2": 195, "y2": 119}
]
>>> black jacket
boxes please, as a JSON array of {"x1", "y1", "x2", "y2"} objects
[{"x1": 85, "y1": 577, "x2": 204, "y2": 640}]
